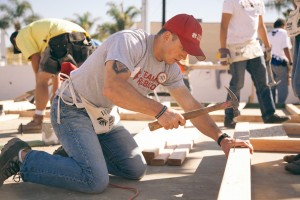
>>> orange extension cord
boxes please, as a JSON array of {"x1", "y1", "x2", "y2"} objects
[{"x1": 109, "y1": 183, "x2": 139, "y2": 200}]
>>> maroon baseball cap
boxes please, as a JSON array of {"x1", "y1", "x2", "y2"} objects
[{"x1": 163, "y1": 14, "x2": 206, "y2": 61}]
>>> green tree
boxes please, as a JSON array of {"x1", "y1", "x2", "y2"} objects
[
  {"x1": 66, "y1": 11, "x2": 100, "y2": 34},
  {"x1": 95, "y1": 2, "x2": 140, "y2": 41},
  {"x1": 265, "y1": 0, "x2": 294, "y2": 18},
  {"x1": 0, "y1": 0, "x2": 40, "y2": 31}
]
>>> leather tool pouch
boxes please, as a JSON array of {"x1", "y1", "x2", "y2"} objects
[
  {"x1": 49, "y1": 33, "x2": 69, "y2": 58},
  {"x1": 48, "y1": 32, "x2": 95, "y2": 68},
  {"x1": 67, "y1": 32, "x2": 95, "y2": 64}
]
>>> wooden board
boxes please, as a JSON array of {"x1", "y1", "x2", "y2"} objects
[
  {"x1": 0, "y1": 114, "x2": 19, "y2": 122},
  {"x1": 250, "y1": 138, "x2": 300, "y2": 153},
  {"x1": 286, "y1": 104, "x2": 300, "y2": 115},
  {"x1": 189, "y1": 64, "x2": 229, "y2": 70},
  {"x1": 246, "y1": 123, "x2": 300, "y2": 152},
  {"x1": 150, "y1": 144, "x2": 176, "y2": 166},
  {"x1": 167, "y1": 143, "x2": 191, "y2": 166},
  {"x1": 134, "y1": 126, "x2": 199, "y2": 166},
  {"x1": 282, "y1": 123, "x2": 300, "y2": 135},
  {"x1": 218, "y1": 122, "x2": 251, "y2": 200},
  {"x1": 167, "y1": 142, "x2": 193, "y2": 166}
]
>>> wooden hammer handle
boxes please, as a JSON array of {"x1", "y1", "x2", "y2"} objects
[{"x1": 148, "y1": 102, "x2": 232, "y2": 131}]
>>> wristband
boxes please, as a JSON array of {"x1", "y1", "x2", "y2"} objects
[
  {"x1": 155, "y1": 105, "x2": 167, "y2": 119},
  {"x1": 217, "y1": 133, "x2": 230, "y2": 146}
]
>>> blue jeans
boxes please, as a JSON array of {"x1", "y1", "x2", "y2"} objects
[
  {"x1": 20, "y1": 96, "x2": 147, "y2": 193},
  {"x1": 270, "y1": 64, "x2": 288, "y2": 104},
  {"x1": 225, "y1": 56, "x2": 275, "y2": 121},
  {"x1": 292, "y1": 34, "x2": 300, "y2": 99}
]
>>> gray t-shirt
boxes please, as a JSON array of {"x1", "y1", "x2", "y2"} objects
[{"x1": 59, "y1": 29, "x2": 184, "y2": 110}]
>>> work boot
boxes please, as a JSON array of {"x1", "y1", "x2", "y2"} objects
[
  {"x1": 0, "y1": 138, "x2": 31, "y2": 186},
  {"x1": 283, "y1": 154, "x2": 300, "y2": 163},
  {"x1": 264, "y1": 114, "x2": 290, "y2": 124},
  {"x1": 53, "y1": 146, "x2": 69, "y2": 157},
  {"x1": 285, "y1": 159, "x2": 300, "y2": 175},
  {"x1": 224, "y1": 116, "x2": 236, "y2": 128},
  {"x1": 18, "y1": 114, "x2": 44, "y2": 133}
]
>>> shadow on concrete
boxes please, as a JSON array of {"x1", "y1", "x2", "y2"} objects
[{"x1": 252, "y1": 158, "x2": 300, "y2": 200}]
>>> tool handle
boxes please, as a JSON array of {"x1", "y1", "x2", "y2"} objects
[
  {"x1": 148, "y1": 102, "x2": 232, "y2": 131},
  {"x1": 148, "y1": 121, "x2": 163, "y2": 131},
  {"x1": 182, "y1": 102, "x2": 230, "y2": 120}
]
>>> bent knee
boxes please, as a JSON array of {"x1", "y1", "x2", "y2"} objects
[
  {"x1": 127, "y1": 163, "x2": 147, "y2": 180},
  {"x1": 85, "y1": 176, "x2": 109, "y2": 194}
]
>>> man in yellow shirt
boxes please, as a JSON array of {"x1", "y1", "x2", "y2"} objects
[{"x1": 10, "y1": 18, "x2": 95, "y2": 133}]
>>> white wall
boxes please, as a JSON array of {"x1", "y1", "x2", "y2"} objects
[
  {"x1": 189, "y1": 69, "x2": 299, "y2": 104},
  {"x1": 0, "y1": 65, "x2": 35, "y2": 101}
]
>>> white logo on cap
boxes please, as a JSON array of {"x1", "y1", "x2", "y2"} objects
[{"x1": 192, "y1": 33, "x2": 201, "y2": 42}]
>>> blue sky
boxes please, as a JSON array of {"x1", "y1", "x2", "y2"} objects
[
  {"x1": 25, "y1": 0, "x2": 283, "y2": 24},
  {"x1": 2, "y1": 0, "x2": 288, "y2": 45}
]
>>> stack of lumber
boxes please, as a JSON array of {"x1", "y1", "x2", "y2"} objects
[{"x1": 134, "y1": 126, "x2": 200, "y2": 166}]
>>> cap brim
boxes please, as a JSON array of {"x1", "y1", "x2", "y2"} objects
[{"x1": 179, "y1": 37, "x2": 206, "y2": 61}]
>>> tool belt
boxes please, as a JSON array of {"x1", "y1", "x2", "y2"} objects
[
  {"x1": 227, "y1": 40, "x2": 264, "y2": 63},
  {"x1": 57, "y1": 77, "x2": 120, "y2": 134},
  {"x1": 42, "y1": 32, "x2": 96, "y2": 74},
  {"x1": 271, "y1": 55, "x2": 288, "y2": 67}
]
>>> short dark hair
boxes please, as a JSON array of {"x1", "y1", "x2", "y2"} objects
[
  {"x1": 274, "y1": 18, "x2": 286, "y2": 28},
  {"x1": 10, "y1": 31, "x2": 21, "y2": 54}
]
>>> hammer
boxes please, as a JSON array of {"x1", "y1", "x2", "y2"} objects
[
  {"x1": 266, "y1": 60, "x2": 281, "y2": 87},
  {"x1": 148, "y1": 87, "x2": 239, "y2": 131}
]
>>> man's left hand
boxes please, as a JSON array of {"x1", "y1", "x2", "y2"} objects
[{"x1": 220, "y1": 137, "x2": 254, "y2": 158}]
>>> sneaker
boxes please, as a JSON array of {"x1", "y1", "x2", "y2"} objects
[
  {"x1": 285, "y1": 159, "x2": 300, "y2": 175},
  {"x1": 264, "y1": 114, "x2": 290, "y2": 124},
  {"x1": 18, "y1": 114, "x2": 43, "y2": 133},
  {"x1": 283, "y1": 154, "x2": 300, "y2": 163},
  {"x1": 53, "y1": 146, "x2": 68, "y2": 157},
  {"x1": 0, "y1": 138, "x2": 31, "y2": 186},
  {"x1": 224, "y1": 116, "x2": 236, "y2": 128}
]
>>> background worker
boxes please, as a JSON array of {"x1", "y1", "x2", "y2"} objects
[
  {"x1": 0, "y1": 14, "x2": 253, "y2": 193},
  {"x1": 268, "y1": 18, "x2": 293, "y2": 105},
  {"x1": 10, "y1": 18, "x2": 95, "y2": 133},
  {"x1": 283, "y1": 0, "x2": 300, "y2": 175},
  {"x1": 219, "y1": 0, "x2": 290, "y2": 128}
]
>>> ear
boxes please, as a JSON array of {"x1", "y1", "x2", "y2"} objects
[{"x1": 162, "y1": 31, "x2": 172, "y2": 42}]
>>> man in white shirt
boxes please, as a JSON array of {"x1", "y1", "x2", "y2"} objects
[
  {"x1": 268, "y1": 18, "x2": 293, "y2": 104},
  {"x1": 219, "y1": 0, "x2": 290, "y2": 128}
]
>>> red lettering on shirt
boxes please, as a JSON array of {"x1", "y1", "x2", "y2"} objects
[{"x1": 132, "y1": 69, "x2": 162, "y2": 91}]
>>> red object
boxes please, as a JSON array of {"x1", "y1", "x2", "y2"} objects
[
  {"x1": 163, "y1": 14, "x2": 206, "y2": 61},
  {"x1": 177, "y1": 62, "x2": 186, "y2": 74},
  {"x1": 60, "y1": 62, "x2": 77, "y2": 76}
]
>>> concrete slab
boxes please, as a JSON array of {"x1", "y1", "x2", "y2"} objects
[{"x1": 0, "y1": 117, "x2": 299, "y2": 199}]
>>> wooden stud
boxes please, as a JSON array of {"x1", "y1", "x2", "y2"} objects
[
  {"x1": 218, "y1": 122, "x2": 251, "y2": 200},
  {"x1": 250, "y1": 138, "x2": 300, "y2": 153},
  {"x1": 167, "y1": 142, "x2": 193, "y2": 166},
  {"x1": 282, "y1": 123, "x2": 300, "y2": 135},
  {"x1": 150, "y1": 144, "x2": 177, "y2": 166},
  {"x1": 286, "y1": 104, "x2": 300, "y2": 115}
]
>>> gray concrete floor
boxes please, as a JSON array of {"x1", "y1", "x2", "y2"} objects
[{"x1": 0, "y1": 117, "x2": 300, "y2": 200}]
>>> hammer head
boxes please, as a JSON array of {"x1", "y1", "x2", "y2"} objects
[{"x1": 225, "y1": 87, "x2": 240, "y2": 117}]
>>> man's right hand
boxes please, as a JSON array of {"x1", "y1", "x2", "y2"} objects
[
  {"x1": 157, "y1": 107, "x2": 186, "y2": 130},
  {"x1": 218, "y1": 48, "x2": 231, "y2": 65}
]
